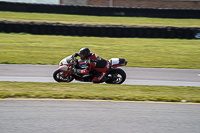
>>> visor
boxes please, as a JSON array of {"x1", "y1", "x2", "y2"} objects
[{"x1": 80, "y1": 53, "x2": 86, "y2": 60}]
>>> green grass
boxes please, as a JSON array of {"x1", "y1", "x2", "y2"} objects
[
  {"x1": 0, "y1": 81, "x2": 200, "y2": 103},
  {"x1": 1, "y1": 11, "x2": 200, "y2": 27},
  {"x1": 0, "y1": 33, "x2": 200, "y2": 69}
]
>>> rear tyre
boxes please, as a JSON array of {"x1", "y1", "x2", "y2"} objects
[
  {"x1": 53, "y1": 70, "x2": 74, "y2": 82},
  {"x1": 106, "y1": 68, "x2": 126, "y2": 84}
]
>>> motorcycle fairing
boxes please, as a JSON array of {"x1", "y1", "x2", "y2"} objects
[{"x1": 59, "y1": 55, "x2": 73, "y2": 66}]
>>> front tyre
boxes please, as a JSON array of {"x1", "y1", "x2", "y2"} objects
[
  {"x1": 106, "y1": 68, "x2": 126, "y2": 84},
  {"x1": 53, "y1": 69, "x2": 74, "y2": 82}
]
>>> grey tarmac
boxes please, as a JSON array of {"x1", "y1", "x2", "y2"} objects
[
  {"x1": 0, "y1": 99, "x2": 200, "y2": 133},
  {"x1": 0, "y1": 64, "x2": 200, "y2": 86}
]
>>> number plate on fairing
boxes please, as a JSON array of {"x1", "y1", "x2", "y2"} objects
[
  {"x1": 110, "y1": 58, "x2": 120, "y2": 65},
  {"x1": 109, "y1": 58, "x2": 127, "y2": 66}
]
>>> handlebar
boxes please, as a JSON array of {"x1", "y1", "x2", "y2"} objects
[{"x1": 72, "y1": 56, "x2": 77, "y2": 65}]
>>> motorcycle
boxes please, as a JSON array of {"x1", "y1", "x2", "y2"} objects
[{"x1": 53, "y1": 55, "x2": 127, "y2": 84}]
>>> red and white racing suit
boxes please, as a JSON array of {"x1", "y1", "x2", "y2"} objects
[{"x1": 79, "y1": 53, "x2": 110, "y2": 83}]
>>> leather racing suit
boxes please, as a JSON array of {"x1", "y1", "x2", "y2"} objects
[{"x1": 78, "y1": 52, "x2": 110, "y2": 83}]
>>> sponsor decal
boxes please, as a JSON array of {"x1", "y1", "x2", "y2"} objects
[
  {"x1": 81, "y1": 70, "x2": 86, "y2": 73},
  {"x1": 98, "y1": 73, "x2": 105, "y2": 80},
  {"x1": 106, "y1": 62, "x2": 110, "y2": 68}
]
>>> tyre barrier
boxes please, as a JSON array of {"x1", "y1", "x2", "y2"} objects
[
  {"x1": 0, "y1": 21, "x2": 199, "y2": 39},
  {"x1": 0, "y1": 1, "x2": 200, "y2": 18}
]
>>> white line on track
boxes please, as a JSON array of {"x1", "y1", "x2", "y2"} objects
[{"x1": 1, "y1": 76, "x2": 200, "y2": 87}]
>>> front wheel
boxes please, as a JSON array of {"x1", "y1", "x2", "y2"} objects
[
  {"x1": 106, "y1": 68, "x2": 126, "y2": 84},
  {"x1": 53, "y1": 69, "x2": 74, "y2": 82}
]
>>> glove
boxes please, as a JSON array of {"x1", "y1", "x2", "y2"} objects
[{"x1": 73, "y1": 53, "x2": 79, "y2": 57}]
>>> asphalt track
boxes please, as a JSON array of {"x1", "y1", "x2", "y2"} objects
[
  {"x1": 1, "y1": 65, "x2": 200, "y2": 133},
  {"x1": 0, "y1": 99, "x2": 200, "y2": 133},
  {"x1": 0, "y1": 64, "x2": 200, "y2": 86}
]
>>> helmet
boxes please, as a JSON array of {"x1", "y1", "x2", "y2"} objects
[{"x1": 79, "y1": 47, "x2": 90, "y2": 60}]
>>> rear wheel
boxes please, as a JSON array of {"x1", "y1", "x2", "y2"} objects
[
  {"x1": 106, "y1": 68, "x2": 126, "y2": 84},
  {"x1": 53, "y1": 70, "x2": 74, "y2": 82}
]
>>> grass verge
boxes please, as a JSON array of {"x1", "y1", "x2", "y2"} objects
[
  {"x1": 1, "y1": 11, "x2": 200, "y2": 27},
  {"x1": 0, "y1": 33, "x2": 200, "y2": 69},
  {"x1": 0, "y1": 81, "x2": 200, "y2": 103}
]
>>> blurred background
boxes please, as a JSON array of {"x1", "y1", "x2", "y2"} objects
[
  {"x1": 0, "y1": 0, "x2": 200, "y2": 67},
  {"x1": 0, "y1": 0, "x2": 199, "y2": 9},
  {"x1": 0, "y1": 0, "x2": 59, "y2": 4}
]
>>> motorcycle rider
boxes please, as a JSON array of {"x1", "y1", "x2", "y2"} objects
[{"x1": 72, "y1": 47, "x2": 110, "y2": 83}]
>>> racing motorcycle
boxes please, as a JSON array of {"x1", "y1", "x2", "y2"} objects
[{"x1": 53, "y1": 55, "x2": 127, "y2": 84}]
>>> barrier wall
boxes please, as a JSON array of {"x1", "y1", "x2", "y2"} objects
[
  {"x1": 88, "y1": 0, "x2": 200, "y2": 9},
  {"x1": 1, "y1": 21, "x2": 199, "y2": 39},
  {"x1": 0, "y1": 1, "x2": 200, "y2": 18}
]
